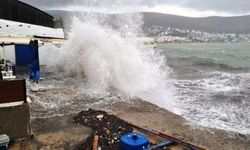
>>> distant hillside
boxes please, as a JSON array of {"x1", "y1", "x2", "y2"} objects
[
  {"x1": 47, "y1": 10, "x2": 73, "y2": 20},
  {"x1": 47, "y1": 10, "x2": 250, "y2": 34},
  {"x1": 143, "y1": 12, "x2": 250, "y2": 34}
]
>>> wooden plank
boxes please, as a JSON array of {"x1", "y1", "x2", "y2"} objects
[
  {"x1": 92, "y1": 134, "x2": 99, "y2": 150},
  {"x1": 0, "y1": 79, "x2": 26, "y2": 104},
  {"x1": 128, "y1": 122, "x2": 207, "y2": 150}
]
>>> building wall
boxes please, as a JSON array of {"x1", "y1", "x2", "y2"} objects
[
  {"x1": 0, "y1": 0, "x2": 54, "y2": 28},
  {"x1": 0, "y1": 19, "x2": 65, "y2": 38}
]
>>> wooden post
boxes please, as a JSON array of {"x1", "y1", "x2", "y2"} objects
[
  {"x1": 2, "y1": 45, "x2": 6, "y2": 65},
  {"x1": 92, "y1": 134, "x2": 99, "y2": 150}
]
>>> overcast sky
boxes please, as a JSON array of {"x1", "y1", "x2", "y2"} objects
[{"x1": 19, "y1": 0, "x2": 250, "y2": 17}]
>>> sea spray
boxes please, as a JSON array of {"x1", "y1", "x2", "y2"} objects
[{"x1": 44, "y1": 14, "x2": 177, "y2": 112}]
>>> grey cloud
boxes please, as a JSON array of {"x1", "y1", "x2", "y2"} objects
[
  {"x1": 18, "y1": 0, "x2": 186, "y2": 9},
  {"x1": 183, "y1": 0, "x2": 250, "y2": 13},
  {"x1": 19, "y1": 0, "x2": 74, "y2": 9},
  {"x1": 19, "y1": 0, "x2": 250, "y2": 14}
]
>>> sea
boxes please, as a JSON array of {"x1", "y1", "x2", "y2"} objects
[
  {"x1": 28, "y1": 14, "x2": 250, "y2": 135},
  {"x1": 30, "y1": 42, "x2": 250, "y2": 135},
  {"x1": 159, "y1": 43, "x2": 250, "y2": 134}
]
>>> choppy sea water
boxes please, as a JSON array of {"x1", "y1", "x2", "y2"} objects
[
  {"x1": 29, "y1": 42, "x2": 250, "y2": 135},
  {"x1": 159, "y1": 43, "x2": 250, "y2": 134}
]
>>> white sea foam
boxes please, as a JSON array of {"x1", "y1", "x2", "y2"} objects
[
  {"x1": 43, "y1": 12, "x2": 177, "y2": 112},
  {"x1": 176, "y1": 72, "x2": 250, "y2": 134}
]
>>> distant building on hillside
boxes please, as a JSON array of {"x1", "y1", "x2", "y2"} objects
[{"x1": 0, "y1": 0, "x2": 54, "y2": 28}]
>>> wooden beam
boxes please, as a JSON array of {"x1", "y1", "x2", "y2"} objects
[{"x1": 0, "y1": 36, "x2": 67, "y2": 46}]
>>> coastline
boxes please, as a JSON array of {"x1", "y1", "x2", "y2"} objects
[
  {"x1": 25, "y1": 80, "x2": 250, "y2": 150},
  {"x1": 9, "y1": 99, "x2": 250, "y2": 150}
]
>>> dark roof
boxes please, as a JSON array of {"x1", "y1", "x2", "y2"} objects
[{"x1": 0, "y1": 0, "x2": 55, "y2": 27}]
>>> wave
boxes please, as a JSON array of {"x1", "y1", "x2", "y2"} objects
[
  {"x1": 41, "y1": 13, "x2": 178, "y2": 112},
  {"x1": 168, "y1": 56, "x2": 249, "y2": 71},
  {"x1": 175, "y1": 71, "x2": 250, "y2": 134}
]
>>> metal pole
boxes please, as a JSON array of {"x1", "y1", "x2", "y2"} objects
[{"x1": 2, "y1": 45, "x2": 6, "y2": 65}]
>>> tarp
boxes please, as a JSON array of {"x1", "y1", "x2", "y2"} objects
[
  {"x1": 28, "y1": 40, "x2": 40, "y2": 81},
  {"x1": 15, "y1": 45, "x2": 29, "y2": 66}
]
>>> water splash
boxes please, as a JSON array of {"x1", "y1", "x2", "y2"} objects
[{"x1": 43, "y1": 12, "x2": 177, "y2": 112}]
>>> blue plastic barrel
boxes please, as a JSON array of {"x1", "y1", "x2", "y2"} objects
[{"x1": 120, "y1": 132, "x2": 150, "y2": 150}]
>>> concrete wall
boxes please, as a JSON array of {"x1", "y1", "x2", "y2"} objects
[{"x1": 0, "y1": 104, "x2": 31, "y2": 140}]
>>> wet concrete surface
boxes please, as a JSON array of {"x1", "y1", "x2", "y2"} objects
[{"x1": 9, "y1": 114, "x2": 93, "y2": 150}]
